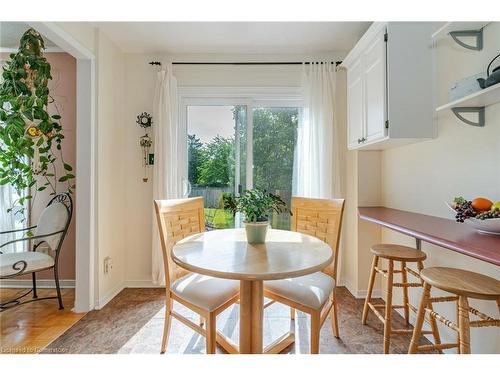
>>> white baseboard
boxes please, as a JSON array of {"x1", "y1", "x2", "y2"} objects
[
  {"x1": 0, "y1": 279, "x2": 75, "y2": 289},
  {"x1": 94, "y1": 283, "x2": 124, "y2": 310},
  {"x1": 339, "y1": 278, "x2": 381, "y2": 299},
  {"x1": 124, "y1": 280, "x2": 163, "y2": 288}
]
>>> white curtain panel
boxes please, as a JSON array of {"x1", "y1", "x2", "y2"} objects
[
  {"x1": 151, "y1": 64, "x2": 182, "y2": 285},
  {"x1": 0, "y1": 184, "x2": 17, "y2": 253},
  {"x1": 293, "y1": 62, "x2": 342, "y2": 199}
]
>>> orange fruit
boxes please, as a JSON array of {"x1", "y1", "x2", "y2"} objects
[{"x1": 471, "y1": 197, "x2": 493, "y2": 212}]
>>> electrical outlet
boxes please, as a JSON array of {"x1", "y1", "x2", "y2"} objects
[{"x1": 104, "y1": 256, "x2": 113, "y2": 274}]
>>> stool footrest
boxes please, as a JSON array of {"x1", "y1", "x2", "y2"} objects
[
  {"x1": 404, "y1": 267, "x2": 421, "y2": 279},
  {"x1": 428, "y1": 296, "x2": 459, "y2": 303},
  {"x1": 393, "y1": 282, "x2": 422, "y2": 288},
  {"x1": 425, "y1": 308, "x2": 459, "y2": 332},
  {"x1": 367, "y1": 302, "x2": 386, "y2": 324},
  {"x1": 469, "y1": 319, "x2": 500, "y2": 328},
  {"x1": 416, "y1": 343, "x2": 459, "y2": 352},
  {"x1": 468, "y1": 306, "x2": 497, "y2": 322},
  {"x1": 375, "y1": 267, "x2": 402, "y2": 278},
  {"x1": 392, "y1": 329, "x2": 432, "y2": 335}
]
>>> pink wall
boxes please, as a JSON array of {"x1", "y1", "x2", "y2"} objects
[{"x1": 1, "y1": 52, "x2": 77, "y2": 280}]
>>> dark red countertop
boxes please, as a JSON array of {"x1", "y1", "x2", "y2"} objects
[{"x1": 358, "y1": 206, "x2": 500, "y2": 266}]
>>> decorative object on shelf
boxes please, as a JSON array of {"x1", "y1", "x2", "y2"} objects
[
  {"x1": 136, "y1": 112, "x2": 153, "y2": 182},
  {"x1": 139, "y1": 134, "x2": 152, "y2": 182},
  {"x1": 0, "y1": 28, "x2": 75, "y2": 224},
  {"x1": 449, "y1": 72, "x2": 486, "y2": 102},
  {"x1": 477, "y1": 52, "x2": 500, "y2": 89},
  {"x1": 223, "y1": 189, "x2": 289, "y2": 244}
]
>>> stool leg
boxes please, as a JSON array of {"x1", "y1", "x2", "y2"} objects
[
  {"x1": 428, "y1": 300, "x2": 443, "y2": 354},
  {"x1": 458, "y1": 296, "x2": 471, "y2": 354},
  {"x1": 383, "y1": 260, "x2": 394, "y2": 354},
  {"x1": 362, "y1": 256, "x2": 378, "y2": 325},
  {"x1": 409, "y1": 282, "x2": 431, "y2": 354},
  {"x1": 401, "y1": 261, "x2": 410, "y2": 325}
]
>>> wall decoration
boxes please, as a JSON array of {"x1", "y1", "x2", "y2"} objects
[{"x1": 136, "y1": 112, "x2": 153, "y2": 182}]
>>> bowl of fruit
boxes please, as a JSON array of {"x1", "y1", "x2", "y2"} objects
[{"x1": 447, "y1": 197, "x2": 500, "y2": 235}]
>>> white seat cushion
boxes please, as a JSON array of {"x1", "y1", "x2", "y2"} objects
[
  {"x1": 171, "y1": 273, "x2": 239, "y2": 312},
  {"x1": 0, "y1": 252, "x2": 55, "y2": 278},
  {"x1": 265, "y1": 272, "x2": 335, "y2": 310}
]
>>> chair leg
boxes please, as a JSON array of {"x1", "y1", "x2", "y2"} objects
[
  {"x1": 458, "y1": 296, "x2": 471, "y2": 354},
  {"x1": 290, "y1": 307, "x2": 295, "y2": 321},
  {"x1": 408, "y1": 282, "x2": 431, "y2": 354},
  {"x1": 161, "y1": 295, "x2": 173, "y2": 354},
  {"x1": 383, "y1": 260, "x2": 394, "y2": 354},
  {"x1": 362, "y1": 256, "x2": 379, "y2": 324},
  {"x1": 205, "y1": 313, "x2": 216, "y2": 354},
  {"x1": 310, "y1": 311, "x2": 321, "y2": 354},
  {"x1": 32, "y1": 272, "x2": 38, "y2": 299},
  {"x1": 53, "y1": 266, "x2": 63, "y2": 309},
  {"x1": 401, "y1": 261, "x2": 410, "y2": 325},
  {"x1": 330, "y1": 290, "x2": 340, "y2": 338}
]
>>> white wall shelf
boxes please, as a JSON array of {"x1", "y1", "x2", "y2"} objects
[
  {"x1": 436, "y1": 83, "x2": 500, "y2": 127},
  {"x1": 436, "y1": 83, "x2": 500, "y2": 112}
]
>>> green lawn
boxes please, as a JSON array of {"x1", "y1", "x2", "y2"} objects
[{"x1": 204, "y1": 208, "x2": 290, "y2": 230}]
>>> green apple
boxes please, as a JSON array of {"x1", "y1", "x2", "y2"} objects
[{"x1": 492, "y1": 201, "x2": 500, "y2": 210}]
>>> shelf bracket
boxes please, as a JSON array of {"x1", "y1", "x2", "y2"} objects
[
  {"x1": 451, "y1": 107, "x2": 485, "y2": 127},
  {"x1": 449, "y1": 29, "x2": 483, "y2": 51}
]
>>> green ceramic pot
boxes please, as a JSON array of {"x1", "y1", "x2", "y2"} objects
[{"x1": 244, "y1": 221, "x2": 269, "y2": 244}]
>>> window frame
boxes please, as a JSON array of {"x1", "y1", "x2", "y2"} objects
[{"x1": 179, "y1": 86, "x2": 303, "y2": 192}]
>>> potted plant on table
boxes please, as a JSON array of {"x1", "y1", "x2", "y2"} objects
[{"x1": 223, "y1": 189, "x2": 289, "y2": 244}]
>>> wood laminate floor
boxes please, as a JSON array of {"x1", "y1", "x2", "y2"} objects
[
  {"x1": 41, "y1": 287, "x2": 433, "y2": 354},
  {"x1": 0, "y1": 288, "x2": 85, "y2": 354}
]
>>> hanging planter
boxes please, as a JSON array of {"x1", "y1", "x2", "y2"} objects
[{"x1": 0, "y1": 28, "x2": 75, "y2": 223}]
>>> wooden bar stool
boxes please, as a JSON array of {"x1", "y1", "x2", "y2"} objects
[
  {"x1": 362, "y1": 244, "x2": 442, "y2": 354},
  {"x1": 409, "y1": 267, "x2": 500, "y2": 354}
]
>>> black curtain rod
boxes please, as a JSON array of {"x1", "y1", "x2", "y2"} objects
[{"x1": 149, "y1": 61, "x2": 342, "y2": 66}]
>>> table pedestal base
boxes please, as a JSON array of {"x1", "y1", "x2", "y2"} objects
[{"x1": 239, "y1": 280, "x2": 263, "y2": 353}]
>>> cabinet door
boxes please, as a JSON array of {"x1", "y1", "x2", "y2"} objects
[
  {"x1": 363, "y1": 27, "x2": 387, "y2": 143},
  {"x1": 347, "y1": 57, "x2": 364, "y2": 149}
]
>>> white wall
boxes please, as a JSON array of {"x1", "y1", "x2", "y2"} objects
[
  {"x1": 380, "y1": 23, "x2": 500, "y2": 353},
  {"x1": 94, "y1": 30, "x2": 127, "y2": 307},
  {"x1": 122, "y1": 52, "x2": 345, "y2": 285}
]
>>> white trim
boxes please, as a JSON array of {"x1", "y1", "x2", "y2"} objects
[
  {"x1": 124, "y1": 280, "x2": 162, "y2": 288},
  {"x1": 26, "y1": 22, "x2": 98, "y2": 313},
  {"x1": 94, "y1": 283, "x2": 123, "y2": 310},
  {"x1": 340, "y1": 278, "x2": 382, "y2": 299},
  {"x1": 0, "y1": 279, "x2": 75, "y2": 289}
]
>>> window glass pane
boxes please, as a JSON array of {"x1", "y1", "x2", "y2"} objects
[
  {"x1": 252, "y1": 107, "x2": 299, "y2": 230},
  {"x1": 187, "y1": 105, "x2": 247, "y2": 229}
]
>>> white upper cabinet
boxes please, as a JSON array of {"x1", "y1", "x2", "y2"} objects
[{"x1": 342, "y1": 22, "x2": 436, "y2": 150}]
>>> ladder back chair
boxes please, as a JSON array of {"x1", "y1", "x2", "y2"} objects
[
  {"x1": 263, "y1": 197, "x2": 345, "y2": 354},
  {"x1": 154, "y1": 197, "x2": 239, "y2": 354}
]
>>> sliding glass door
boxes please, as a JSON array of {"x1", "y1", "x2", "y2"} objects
[{"x1": 183, "y1": 95, "x2": 300, "y2": 230}]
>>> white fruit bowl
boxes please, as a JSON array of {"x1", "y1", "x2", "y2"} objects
[{"x1": 446, "y1": 202, "x2": 500, "y2": 235}]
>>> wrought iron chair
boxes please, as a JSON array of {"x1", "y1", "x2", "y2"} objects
[{"x1": 0, "y1": 193, "x2": 73, "y2": 311}]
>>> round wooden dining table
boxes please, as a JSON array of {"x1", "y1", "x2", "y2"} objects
[{"x1": 172, "y1": 228, "x2": 333, "y2": 354}]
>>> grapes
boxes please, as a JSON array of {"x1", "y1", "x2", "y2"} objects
[
  {"x1": 454, "y1": 199, "x2": 477, "y2": 222},
  {"x1": 476, "y1": 208, "x2": 500, "y2": 220}
]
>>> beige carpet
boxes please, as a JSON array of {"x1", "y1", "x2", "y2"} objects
[{"x1": 44, "y1": 287, "x2": 432, "y2": 354}]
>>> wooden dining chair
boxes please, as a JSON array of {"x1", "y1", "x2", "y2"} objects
[
  {"x1": 154, "y1": 197, "x2": 239, "y2": 354},
  {"x1": 264, "y1": 197, "x2": 345, "y2": 354}
]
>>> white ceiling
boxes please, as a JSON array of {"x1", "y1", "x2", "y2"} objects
[
  {"x1": 95, "y1": 22, "x2": 371, "y2": 54},
  {"x1": 0, "y1": 22, "x2": 58, "y2": 49}
]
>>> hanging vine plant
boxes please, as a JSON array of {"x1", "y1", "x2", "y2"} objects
[{"x1": 0, "y1": 28, "x2": 75, "y2": 223}]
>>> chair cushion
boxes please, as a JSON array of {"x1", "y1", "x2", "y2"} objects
[
  {"x1": 171, "y1": 273, "x2": 239, "y2": 312},
  {"x1": 265, "y1": 272, "x2": 335, "y2": 310},
  {"x1": 0, "y1": 251, "x2": 55, "y2": 278}
]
